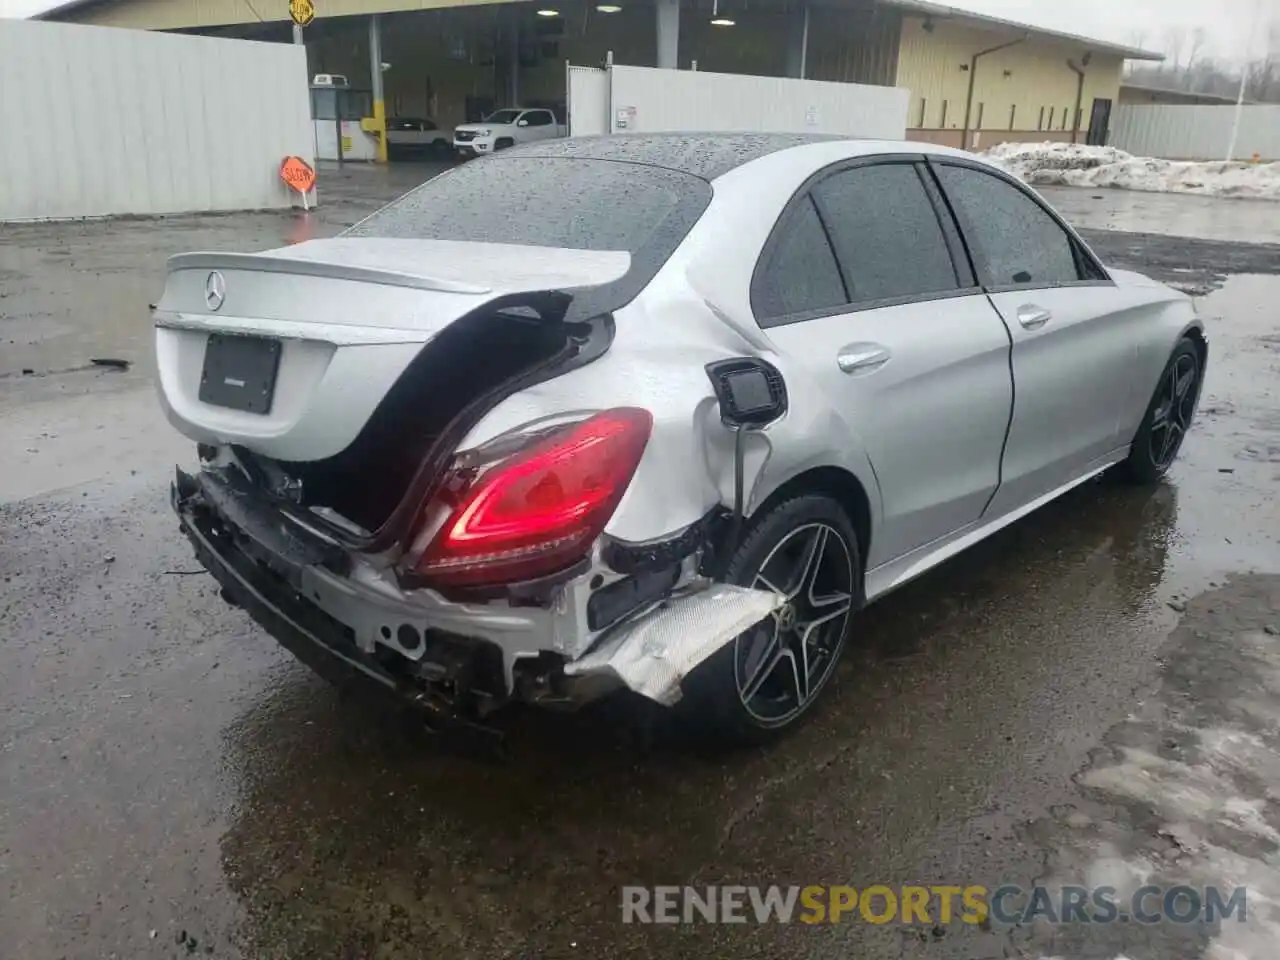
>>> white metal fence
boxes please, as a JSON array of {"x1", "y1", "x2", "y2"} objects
[
  {"x1": 566, "y1": 65, "x2": 609, "y2": 137},
  {"x1": 1109, "y1": 104, "x2": 1280, "y2": 161},
  {"x1": 0, "y1": 20, "x2": 314, "y2": 221},
  {"x1": 567, "y1": 63, "x2": 909, "y2": 140}
]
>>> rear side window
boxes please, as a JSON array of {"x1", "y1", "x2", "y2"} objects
[
  {"x1": 811, "y1": 163, "x2": 960, "y2": 304},
  {"x1": 345, "y1": 157, "x2": 708, "y2": 255},
  {"x1": 754, "y1": 197, "x2": 848, "y2": 320},
  {"x1": 934, "y1": 164, "x2": 1083, "y2": 287}
]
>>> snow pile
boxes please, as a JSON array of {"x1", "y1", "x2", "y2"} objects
[{"x1": 982, "y1": 142, "x2": 1280, "y2": 201}]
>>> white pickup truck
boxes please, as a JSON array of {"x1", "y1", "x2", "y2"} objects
[{"x1": 452, "y1": 108, "x2": 566, "y2": 157}]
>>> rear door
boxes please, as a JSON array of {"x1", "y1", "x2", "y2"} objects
[
  {"x1": 930, "y1": 160, "x2": 1134, "y2": 517},
  {"x1": 757, "y1": 158, "x2": 1014, "y2": 568}
]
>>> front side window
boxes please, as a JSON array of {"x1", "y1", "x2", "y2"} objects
[
  {"x1": 811, "y1": 163, "x2": 960, "y2": 304},
  {"x1": 524, "y1": 111, "x2": 553, "y2": 127},
  {"x1": 754, "y1": 197, "x2": 848, "y2": 320},
  {"x1": 935, "y1": 164, "x2": 1083, "y2": 288}
]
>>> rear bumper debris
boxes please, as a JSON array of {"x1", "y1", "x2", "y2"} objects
[
  {"x1": 565, "y1": 585, "x2": 785, "y2": 705},
  {"x1": 172, "y1": 464, "x2": 781, "y2": 713}
]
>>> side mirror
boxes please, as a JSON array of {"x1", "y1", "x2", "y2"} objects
[
  {"x1": 517, "y1": 118, "x2": 529, "y2": 127},
  {"x1": 705, "y1": 358, "x2": 788, "y2": 428}
]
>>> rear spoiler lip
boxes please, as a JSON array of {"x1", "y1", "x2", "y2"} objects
[
  {"x1": 166, "y1": 251, "x2": 493, "y2": 296},
  {"x1": 152, "y1": 310, "x2": 432, "y2": 346}
]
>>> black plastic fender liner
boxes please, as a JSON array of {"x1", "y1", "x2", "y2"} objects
[{"x1": 601, "y1": 509, "x2": 720, "y2": 576}]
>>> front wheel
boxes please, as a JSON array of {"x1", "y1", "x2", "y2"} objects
[
  {"x1": 1120, "y1": 337, "x2": 1202, "y2": 484},
  {"x1": 680, "y1": 495, "x2": 862, "y2": 745}
]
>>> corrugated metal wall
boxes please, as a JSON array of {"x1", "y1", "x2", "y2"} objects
[
  {"x1": 604, "y1": 64, "x2": 909, "y2": 137},
  {"x1": 1109, "y1": 104, "x2": 1280, "y2": 161},
  {"x1": 0, "y1": 20, "x2": 314, "y2": 221},
  {"x1": 806, "y1": 5, "x2": 900, "y2": 86}
]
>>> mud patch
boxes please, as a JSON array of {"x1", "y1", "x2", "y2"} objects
[{"x1": 1079, "y1": 230, "x2": 1280, "y2": 294}]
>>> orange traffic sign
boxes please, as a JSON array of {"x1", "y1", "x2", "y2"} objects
[{"x1": 279, "y1": 156, "x2": 316, "y2": 194}]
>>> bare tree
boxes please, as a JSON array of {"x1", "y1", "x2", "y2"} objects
[
  {"x1": 1183, "y1": 27, "x2": 1208, "y2": 87},
  {"x1": 1162, "y1": 26, "x2": 1186, "y2": 73},
  {"x1": 1244, "y1": 19, "x2": 1280, "y2": 101},
  {"x1": 1124, "y1": 29, "x2": 1149, "y2": 75}
]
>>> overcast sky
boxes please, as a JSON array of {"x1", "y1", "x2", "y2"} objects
[{"x1": 0, "y1": 0, "x2": 1273, "y2": 62}]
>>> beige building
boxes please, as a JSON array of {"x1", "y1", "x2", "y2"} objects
[{"x1": 46, "y1": 0, "x2": 1160, "y2": 153}]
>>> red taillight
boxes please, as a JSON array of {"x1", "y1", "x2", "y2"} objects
[{"x1": 416, "y1": 408, "x2": 653, "y2": 587}]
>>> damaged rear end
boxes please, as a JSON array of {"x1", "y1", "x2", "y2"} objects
[{"x1": 157, "y1": 155, "x2": 783, "y2": 732}]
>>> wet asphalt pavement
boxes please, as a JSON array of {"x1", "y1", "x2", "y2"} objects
[{"x1": 2, "y1": 164, "x2": 1279, "y2": 960}]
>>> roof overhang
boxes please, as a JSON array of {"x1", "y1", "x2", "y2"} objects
[
  {"x1": 887, "y1": 0, "x2": 1166, "y2": 61},
  {"x1": 39, "y1": 0, "x2": 1166, "y2": 62},
  {"x1": 1120, "y1": 81, "x2": 1249, "y2": 104},
  {"x1": 34, "y1": 0, "x2": 97, "y2": 17}
]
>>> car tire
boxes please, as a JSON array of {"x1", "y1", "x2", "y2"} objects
[
  {"x1": 1119, "y1": 337, "x2": 1202, "y2": 485},
  {"x1": 679, "y1": 495, "x2": 862, "y2": 745},
  {"x1": 494, "y1": 138, "x2": 515, "y2": 150}
]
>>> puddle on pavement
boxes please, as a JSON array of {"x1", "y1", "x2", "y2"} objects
[
  {"x1": 1041, "y1": 186, "x2": 1280, "y2": 246},
  {"x1": 200, "y1": 276, "x2": 1280, "y2": 958},
  {"x1": 0, "y1": 162, "x2": 434, "y2": 384},
  {"x1": 1023, "y1": 576, "x2": 1280, "y2": 960},
  {"x1": 1, "y1": 259, "x2": 1277, "y2": 959}
]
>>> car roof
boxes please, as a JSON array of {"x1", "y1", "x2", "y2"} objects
[{"x1": 509, "y1": 133, "x2": 978, "y2": 181}]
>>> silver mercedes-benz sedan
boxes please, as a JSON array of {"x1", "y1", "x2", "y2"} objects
[{"x1": 156, "y1": 133, "x2": 1205, "y2": 744}]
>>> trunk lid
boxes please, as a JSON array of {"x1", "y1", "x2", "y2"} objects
[{"x1": 154, "y1": 237, "x2": 629, "y2": 463}]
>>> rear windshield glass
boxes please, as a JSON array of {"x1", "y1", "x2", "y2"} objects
[{"x1": 344, "y1": 157, "x2": 709, "y2": 256}]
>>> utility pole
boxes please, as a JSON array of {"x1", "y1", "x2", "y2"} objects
[{"x1": 1227, "y1": 0, "x2": 1267, "y2": 161}]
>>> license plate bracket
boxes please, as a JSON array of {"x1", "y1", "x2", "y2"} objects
[{"x1": 199, "y1": 334, "x2": 282, "y2": 414}]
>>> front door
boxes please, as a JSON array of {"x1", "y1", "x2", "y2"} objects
[
  {"x1": 754, "y1": 159, "x2": 1014, "y2": 568},
  {"x1": 931, "y1": 160, "x2": 1136, "y2": 517},
  {"x1": 1086, "y1": 98, "x2": 1112, "y2": 146}
]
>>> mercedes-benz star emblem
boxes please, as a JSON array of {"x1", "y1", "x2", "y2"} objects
[{"x1": 205, "y1": 271, "x2": 226, "y2": 311}]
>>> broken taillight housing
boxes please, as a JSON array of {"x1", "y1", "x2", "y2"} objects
[{"x1": 415, "y1": 408, "x2": 653, "y2": 587}]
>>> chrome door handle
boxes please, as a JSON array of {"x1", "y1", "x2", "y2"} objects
[
  {"x1": 836, "y1": 344, "x2": 891, "y2": 375},
  {"x1": 1017, "y1": 305, "x2": 1052, "y2": 330}
]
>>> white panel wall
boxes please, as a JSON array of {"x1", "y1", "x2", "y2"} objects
[
  {"x1": 0, "y1": 20, "x2": 314, "y2": 221},
  {"x1": 1110, "y1": 104, "x2": 1280, "y2": 162},
  {"x1": 567, "y1": 66, "x2": 609, "y2": 137},
  {"x1": 604, "y1": 65, "x2": 909, "y2": 138}
]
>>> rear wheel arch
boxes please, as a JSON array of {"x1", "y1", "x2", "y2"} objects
[
  {"x1": 751, "y1": 466, "x2": 872, "y2": 579},
  {"x1": 1183, "y1": 324, "x2": 1208, "y2": 369}
]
